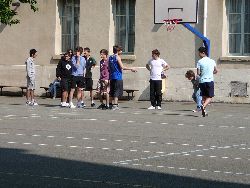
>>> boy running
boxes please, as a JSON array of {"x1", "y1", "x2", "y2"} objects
[
  {"x1": 146, "y1": 49, "x2": 170, "y2": 110},
  {"x1": 185, "y1": 70, "x2": 202, "y2": 112},
  {"x1": 197, "y1": 47, "x2": 218, "y2": 117},
  {"x1": 56, "y1": 52, "x2": 73, "y2": 107},
  {"x1": 83, "y1": 47, "x2": 97, "y2": 107},
  {"x1": 25, "y1": 49, "x2": 38, "y2": 106},
  {"x1": 97, "y1": 49, "x2": 110, "y2": 110},
  {"x1": 69, "y1": 47, "x2": 86, "y2": 108},
  {"x1": 109, "y1": 45, "x2": 137, "y2": 110}
]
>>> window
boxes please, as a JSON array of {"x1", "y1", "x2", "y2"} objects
[
  {"x1": 114, "y1": 0, "x2": 135, "y2": 54},
  {"x1": 227, "y1": 0, "x2": 250, "y2": 55},
  {"x1": 61, "y1": 0, "x2": 80, "y2": 52}
]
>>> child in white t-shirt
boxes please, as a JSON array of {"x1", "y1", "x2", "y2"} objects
[{"x1": 146, "y1": 49, "x2": 170, "y2": 110}]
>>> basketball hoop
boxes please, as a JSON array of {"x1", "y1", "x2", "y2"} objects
[{"x1": 163, "y1": 19, "x2": 182, "y2": 32}]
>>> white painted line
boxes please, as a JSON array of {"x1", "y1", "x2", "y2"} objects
[
  {"x1": 85, "y1": 147, "x2": 94, "y2": 149},
  {"x1": 156, "y1": 152, "x2": 165, "y2": 154},
  {"x1": 69, "y1": 146, "x2": 78, "y2": 148},
  {"x1": 183, "y1": 154, "x2": 190, "y2": 156},
  {"x1": 238, "y1": 127, "x2": 246, "y2": 129},
  {"x1": 23, "y1": 143, "x2": 32, "y2": 145},
  {"x1": 66, "y1": 137, "x2": 74, "y2": 139},
  {"x1": 149, "y1": 142, "x2": 156, "y2": 144},
  {"x1": 131, "y1": 141, "x2": 138, "y2": 143},
  {"x1": 236, "y1": 173, "x2": 244, "y2": 175},
  {"x1": 190, "y1": 169, "x2": 197, "y2": 171},
  {"x1": 51, "y1": 117, "x2": 58, "y2": 119},
  {"x1": 130, "y1": 150, "x2": 137, "y2": 152},
  {"x1": 143, "y1": 151, "x2": 150, "y2": 153},
  {"x1": 0, "y1": 133, "x2": 8, "y2": 135},
  {"x1": 235, "y1": 158, "x2": 242, "y2": 160},
  {"x1": 161, "y1": 123, "x2": 168, "y2": 125},
  {"x1": 201, "y1": 169, "x2": 209, "y2": 172},
  {"x1": 197, "y1": 155, "x2": 204, "y2": 157},
  {"x1": 4, "y1": 115, "x2": 16, "y2": 117},
  {"x1": 240, "y1": 148, "x2": 246, "y2": 150},
  {"x1": 32, "y1": 135, "x2": 41, "y2": 137},
  {"x1": 198, "y1": 125, "x2": 205, "y2": 127},
  {"x1": 222, "y1": 157, "x2": 229, "y2": 159},
  {"x1": 197, "y1": 145, "x2": 203, "y2": 147},
  {"x1": 132, "y1": 164, "x2": 141, "y2": 166},
  {"x1": 140, "y1": 158, "x2": 147, "y2": 160},
  {"x1": 109, "y1": 120, "x2": 117, "y2": 122},
  {"x1": 224, "y1": 172, "x2": 232, "y2": 174},
  {"x1": 179, "y1": 168, "x2": 187, "y2": 170},
  {"x1": 202, "y1": 149, "x2": 209, "y2": 151},
  {"x1": 55, "y1": 145, "x2": 63, "y2": 147},
  {"x1": 219, "y1": 126, "x2": 229, "y2": 128},
  {"x1": 116, "y1": 149, "x2": 124, "y2": 151},
  {"x1": 168, "y1": 167, "x2": 175, "y2": 169},
  {"x1": 90, "y1": 119, "x2": 97, "y2": 121},
  {"x1": 115, "y1": 140, "x2": 123, "y2": 142},
  {"x1": 126, "y1": 160, "x2": 132, "y2": 162},
  {"x1": 214, "y1": 171, "x2": 221, "y2": 173},
  {"x1": 166, "y1": 143, "x2": 174, "y2": 145},
  {"x1": 83, "y1": 138, "x2": 90, "y2": 140},
  {"x1": 127, "y1": 121, "x2": 135, "y2": 123},
  {"x1": 157, "y1": 166, "x2": 164, "y2": 168},
  {"x1": 145, "y1": 122, "x2": 152, "y2": 124},
  {"x1": 210, "y1": 156, "x2": 217, "y2": 158},
  {"x1": 182, "y1": 144, "x2": 189, "y2": 146},
  {"x1": 120, "y1": 163, "x2": 128, "y2": 165},
  {"x1": 99, "y1": 139, "x2": 107, "y2": 141},
  {"x1": 47, "y1": 136, "x2": 55, "y2": 138},
  {"x1": 7, "y1": 142, "x2": 16, "y2": 144},
  {"x1": 178, "y1": 124, "x2": 184, "y2": 126},
  {"x1": 38, "y1": 144, "x2": 47, "y2": 146},
  {"x1": 145, "y1": 165, "x2": 153, "y2": 167}
]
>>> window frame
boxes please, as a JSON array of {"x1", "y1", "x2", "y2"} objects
[
  {"x1": 61, "y1": 0, "x2": 80, "y2": 53},
  {"x1": 114, "y1": 0, "x2": 135, "y2": 54},
  {"x1": 227, "y1": 0, "x2": 250, "y2": 56}
]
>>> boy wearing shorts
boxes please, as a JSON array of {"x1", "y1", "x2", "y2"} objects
[
  {"x1": 109, "y1": 45, "x2": 137, "y2": 110},
  {"x1": 69, "y1": 47, "x2": 86, "y2": 108},
  {"x1": 197, "y1": 47, "x2": 218, "y2": 117},
  {"x1": 56, "y1": 52, "x2": 73, "y2": 107},
  {"x1": 83, "y1": 47, "x2": 97, "y2": 107},
  {"x1": 25, "y1": 49, "x2": 38, "y2": 106},
  {"x1": 97, "y1": 49, "x2": 110, "y2": 110}
]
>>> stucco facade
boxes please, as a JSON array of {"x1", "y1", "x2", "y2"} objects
[{"x1": 0, "y1": 0, "x2": 249, "y2": 103}]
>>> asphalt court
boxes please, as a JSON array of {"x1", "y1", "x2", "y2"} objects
[{"x1": 0, "y1": 96, "x2": 249, "y2": 187}]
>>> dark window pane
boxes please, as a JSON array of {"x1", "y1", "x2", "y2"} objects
[
  {"x1": 129, "y1": 0, "x2": 135, "y2": 15},
  {"x1": 245, "y1": 0, "x2": 250, "y2": 13},
  {"x1": 229, "y1": 34, "x2": 241, "y2": 53},
  {"x1": 116, "y1": 0, "x2": 126, "y2": 15},
  {"x1": 244, "y1": 34, "x2": 250, "y2": 53},
  {"x1": 62, "y1": 17, "x2": 72, "y2": 34},
  {"x1": 228, "y1": 0, "x2": 242, "y2": 13},
  {"x1": 128, "y1": 16, "x2": 135, "y2": 52},
  {"x1": 116, "y1": 16, "x2": 126, "y2": 50},
  {"x1": 62, "y1": 35, "x2": 71, "y2": 52},
  {"x1": 229, "y1": 14, "x2": 241, "y2": 33},
  {"x1": 74, "y1": 34, "x2": 79, "y2": 49},
  {"x1": 245, "y1": 14, "x2": 250, "y2": 33}
]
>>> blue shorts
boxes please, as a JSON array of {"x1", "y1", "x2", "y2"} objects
[{"x1": 199, "y1": 81, "x2": 214, "y2": 97}]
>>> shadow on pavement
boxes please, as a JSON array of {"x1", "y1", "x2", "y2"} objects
[{"x1": 0, "y1": 148, "x2": 248, "y2": 188}]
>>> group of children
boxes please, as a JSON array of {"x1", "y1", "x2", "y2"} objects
[{"x1": 25, "y1": 46, "x2": 217, "y2": 116}]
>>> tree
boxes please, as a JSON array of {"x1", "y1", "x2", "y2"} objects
[{"x1": 0, "y1": 0, "x2": 38, "y2": 25}]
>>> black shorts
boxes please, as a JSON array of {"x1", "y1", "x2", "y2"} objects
[
  {"x1": 110, "y1": 80, "x2": 123, "y2": 97},
  {"x1": 61, "y1": 78, "x2": 71, "y2": 92},
  {"x1": 85, "y1": 78, "x2": 93, "y2": 91},
  {"x1": 71, "y1": 76, "x2": 85, "y2": 89},
  {"x1": 199, "y1": 81, "x2": 214, "y2": 97}
]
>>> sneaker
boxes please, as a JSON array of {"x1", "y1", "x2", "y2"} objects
[
  {"x1": 112, "y1": 105, "x2": 119, "y2": 111},
  {"x1": 69, "y1": 102, "x2": 76, "y2": 109},
  {"x1": 31, "y1": 102, "x2": 38, "y2": 106},
  {"x1": 81, "y1": 102, "x2": 86, "y2": 107},
  {"x1": 192, "y1": 108, "x2": 201, "y2": 113},
  {"x1": 156, "y1": 106, "x2": 162, "y2": 110},
  {"x1": 91, "y1": 103, "x2": 95, "y2": 107},
  {"x1": 148, "y1": 106, "x2": 156, "y2": 110},
  {"x1": 97, "y1": 104, "x2": 105, "y2": 109},
  {"x1": 61, "y1": 102, "x2": 69, "y2": 107},
  {"x1": 201, "y1": 105, "x2": 207, "y2": 117},
  {"x1": 77, "y1": 102, "x2": 84, "y2": 108},
  {"x1": 102, "y1": 105, "x2": 109, "y2": 110},
  {"x1": 26, "y1": 101, "x2": 31, "y2": 106}
]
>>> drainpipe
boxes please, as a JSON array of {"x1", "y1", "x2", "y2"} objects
[{"x1": 203, "y1": 0, "x2": 208, "y2": 37}]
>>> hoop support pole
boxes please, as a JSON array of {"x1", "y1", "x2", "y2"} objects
[{"x1": 182, "y1": 23, "x2": 211, "y2": 57}]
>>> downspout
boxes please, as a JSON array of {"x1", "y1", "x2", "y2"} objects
[{"x1": 203, "y1": 0, "x2": 208, "y2": 37}]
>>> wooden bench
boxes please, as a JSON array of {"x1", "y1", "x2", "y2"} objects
[
  {"x1": 0, "y1": 86, "x2": 27, "y2": 96},
  {"x1": 123, "y1": 89, "x2": 139, "y2": 100},
  {"x1": 40, "y1": 87, "x2": 52, "y2": 97}
]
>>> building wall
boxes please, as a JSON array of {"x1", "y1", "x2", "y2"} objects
[{"x1": 0, "y1": 0, "x2": 249, "y2": 103}]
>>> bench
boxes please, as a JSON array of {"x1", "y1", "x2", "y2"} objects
[
  {"x1": 40, "y1": 87, "x2": 52, "y2": 97},
  {"x1": 123, "y1": 89, "x2": 139, "y2": 100},
  {"x1": 0, "y1": 86, "x2": 27, "y2": 96}
]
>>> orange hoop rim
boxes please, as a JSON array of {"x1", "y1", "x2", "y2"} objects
[{"x1": 163, "y1": 19, "x2": 182, "y2": 32}]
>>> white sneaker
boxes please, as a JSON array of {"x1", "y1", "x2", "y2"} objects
[
  {"x1": 61, "y1": 102, "x2": 69, "y2": 107},
  {"x1": 156, "y1": 106, "x2": 162, "y2": 110},
  {"x1": 148, "y1": 106, "x2": 156, "y2": 110},
  {"x1": 26, "y1": 101, "x2": 31, "y2": 106},
  {"x1": 32, "y1": 102, "x2": 38, "y2": 106},
  {"x1": 69, "y1": 102, "x2": 76, "y2": 108}
]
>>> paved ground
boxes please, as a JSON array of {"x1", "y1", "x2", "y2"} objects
[{"x1": 0, "y1": 96, "x2": 249, "y2": 188}]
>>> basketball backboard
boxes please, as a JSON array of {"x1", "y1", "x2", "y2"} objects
[{"x1": 154, "y1": 0, "x2": 199, "y2": 24}]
